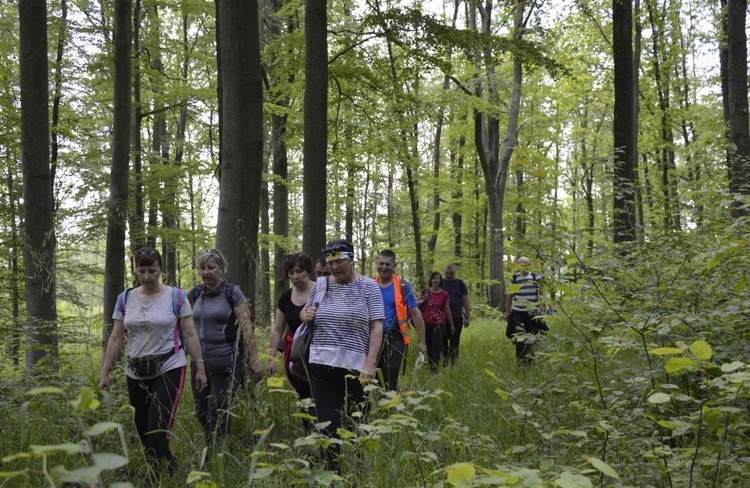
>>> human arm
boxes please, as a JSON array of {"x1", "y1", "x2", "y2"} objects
[
  {"x1": 410, "y1": 307, "x2": 427, "y2": 354},
  {"x1": 444, "y1": 297, "x2": 455, "y2": 334},
  {"x1": 416, "y1": 288, "x2": 427, "y2": 307},
  {"x1": 99, "y1": 320, "x2": 126, "y2": 390},
  {"x1": 361, "y1": 319, "x2": 383, "y2": 380},
  {"x1": 179, "y1": 316, "x2": 208, "y2": 392},
  {"x1": 236, "y1": 302, "x2": 263, "y2": 382},
  {"x1": 462, "y1": 292, "x2": 471, "y2": 327},
  {"x1": 266, "y1": 308, "x2": 286, "y2": 376},
  {"x1": 504, "y1": 292, "x2": 514, "y2": 321}
]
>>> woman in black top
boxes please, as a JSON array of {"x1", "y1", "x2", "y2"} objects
[{"x1": 267, "y1": 252, "x2": 315, "y2": 398}]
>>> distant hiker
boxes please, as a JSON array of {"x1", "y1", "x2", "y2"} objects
[
  {"x1": 188, "y1": 248, "x2": 262, "y2": 450},
  {"x1": 315, "y1": 254, "x2": 332, "y2": 277},
  {"x1": 417, "y1": 271, "x2": 454, "y2": 372},
  {"x1": 375, "y1": 249, "x2": 427, "y2": 390},
  {"x1": 504, "y1": 256, "x2": 548, "y2": 365},
  {"x1": 267, "y1": 252, "x2": 315, "y2": 404},
  {"x1": 301, "y1": 239, "x2": 384, "y2": 472},
  {"x1": 442, "y1": 264, "x2": 471, "y2": 365},
  {"x1": 99, "y1": 247, "x2": 207, "y2": 476}
]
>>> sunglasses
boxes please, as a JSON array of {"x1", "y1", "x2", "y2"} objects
[
  {"x1": 284, "y1": 252, "x2": 304, "y2": 262},
  {"x1": 135, "y1": 249, "x2": 159, "y2": 257},
  {"x1": 199, "y1": 248, "x2": 224, "y2": 265}
]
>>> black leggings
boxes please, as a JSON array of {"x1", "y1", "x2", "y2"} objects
[
  {"x1": 377, "y1": 329, "x2": 406, "y2": 390},
  {"x1": 127, "y1": 366, "x2": 186, "y2": 472},
  {"x1": 425, "y1": 323, "x2": 447, "y2": 372}
]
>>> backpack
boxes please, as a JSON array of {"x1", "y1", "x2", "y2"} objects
[
  {"x1": 187, "y1": 281, "x2": 243, "y2": 357},
  {"x1": 288, "y1": 276, "x2": 328, "y2": 384},
  {"x1": 116, "y1": 286, "x2": 184, "y2": 354}
]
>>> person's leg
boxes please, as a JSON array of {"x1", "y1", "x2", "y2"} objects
[
  {"x1": 191, "y1": 362, "x2": 211, "y2": 444},
  {"x1": 210, "y1": 367, "x2": 239, "y2": 448},
  {"x1": 425, "y1": 324, "x2": 440, "y2": 372},
  {"x1": 310, "y1": 364, "x2": 346, "y2": 471},
  {"x1": 446, "y1": 316, "x2": 464, "y2": 365},
  {"x1": 436, "y1": 323, "x2": 447, "y2": 367},
  {"x1": 516, "y1": 313, "x2": 534, "y2": 365},
  {"x1": 127, "y1": 376, "x2": 151, "y2": 446},
  {"x1": 378, "y1": 330, "x2": 404, "y2": 390},
  {"x1": 143, "y1": 367, "x2": 186, "y2": 473}
]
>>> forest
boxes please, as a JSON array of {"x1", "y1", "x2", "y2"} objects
[{"x1": 1, "y1": 0, "x2": 750, "y2": 486}]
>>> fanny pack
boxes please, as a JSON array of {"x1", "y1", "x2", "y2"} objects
[{"x1": 128, "y1": 350, "x2": 174, "y2": 377}]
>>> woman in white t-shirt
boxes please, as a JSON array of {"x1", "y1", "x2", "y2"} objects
[{"x1": 99, "y1": 247, "x2": 207, "y2": 476}]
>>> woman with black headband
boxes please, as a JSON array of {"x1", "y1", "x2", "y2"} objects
[
  {"x1": 99, "y1": 246, "x2": 207, "y2": 476},
  {"x1": 188, "y1": 248, "x2": 262, "y2": 450},
  {"x1": 300, "y1": 239, "x2": 384, "y2": 472}
]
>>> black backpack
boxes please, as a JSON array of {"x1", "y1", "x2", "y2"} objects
[{"x1": 187, "y1": 281, "x2": 243, "y2": 357}]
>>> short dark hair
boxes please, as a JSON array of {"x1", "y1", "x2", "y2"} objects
[
  {"x1": 283, "y1": 252, "x2": 314, "y2": 276},
  {"x1": 134, "y1": 247, "x2": 163, "y2": 268},
  {"x1": 429, "y1": 271, "x2": 443, "y2": 287},
  {"x1": 316, "y1": 254, "x2": 328, "y2": 267},
  {"x1": 378, "y1": 249, "x2": 396, "y2": 260}
]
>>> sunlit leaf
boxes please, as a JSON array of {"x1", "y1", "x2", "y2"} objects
[
  {"x1": 91, "y1": 453, "x2": 128, "y2": 470},
  {"x1": 690, "y1": 340, "x2": 712, "y2": 360},
  {"x1": 386, "y1": 394, "x2": 403, "y2": 408},
  {"x1": 649, "y1": 347, "x2": 683, "y2": 355},
  {"x1": 721, "y1": 361, "x2": 745, "y2": 373},
  {"x1": 647, "y1": 392, "x2": 671, "y2": 404},
  {"x1": 587, "y1": 457, "x2": 619, "y2": 478},
  {"x1": 664, "y1": 357, "x2": 696, "y2": 376},
  {"x1": 26, "y1": 387, "x2": 66, "y2": 396},
  {"x1": 248, "y1": 467, "x2": 276, "y2": 480},
  {"x1": 30, "y1": 442, "x2": 88, "y2": 456},
  {"x1": 186, "y1": 471, "x2": 211, "y2": 484},
  {"x1": 446, "y1": 462, "x2": 475, "y2": 485},
  {"x1": 52, "y1": 465, "x2": 106, "y2": 484},
  {"x1": 267, "y1": 376, "x2": 286, "y2": 388},
  {"x1": 71, "y1": 387, "x2": 99, "y2": 414},
  {"x1": 556, "y1": 471, "x2": 593, "y2": 488},
  {"x1": 0, "y1": 469, "x2": 30, "y2": 479},
  {"x1": 495, "y1": 388, "x2": 510, "y2": 400},
  {"x1": 270, "y1": 443, "x2": 289, "y2": 449},
  {"x1": 85, "y1": 422, "x2": 123, "y2": 437}
]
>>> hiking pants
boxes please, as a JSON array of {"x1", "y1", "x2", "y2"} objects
[{"x1": 377, "y1": 328, "x2": 406, "y2": 390}]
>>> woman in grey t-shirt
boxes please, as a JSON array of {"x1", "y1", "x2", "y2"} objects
[{"x1": 189, "y1": 248, "x2": 262, "y2": 449}]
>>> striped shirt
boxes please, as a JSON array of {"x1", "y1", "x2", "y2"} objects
[
  {"x1": 510, "y1": 272, "x2": 542, "y2": 312},
  {"x1": 305, "y1": 276, "x2": 385, "y2": 371}
]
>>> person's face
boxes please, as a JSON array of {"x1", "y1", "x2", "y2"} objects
[
  {"x1": 136, "y1": 263, "x2": 162, "y2": 289},
  {"x1": 444, "y1": 268, "x2": 456, "y2": 281},
  {"x1": 376, "y1": 256, "x2": 396, "y2": 280},
  {"x1": 430, "y1": 274, "x2": 441, "y2": 287},
  {"x1": 517, "y1": 258, "x2": 531, "y2": 275},
  {"x1": 315, "y1": 262, "x2": 331, "y2": 277},
  {"x1": 198, "y1": 257, "x2": 224, "y2": 288},
  {"x1": 328, "y1": 258, "x2": 353, "y2": 283},
  {"x1": 288, "y1": 264, "x2": 311, "y2": 288}
]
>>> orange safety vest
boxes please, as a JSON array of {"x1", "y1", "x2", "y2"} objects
[{"x1": 376, "y1": 274, "x2": 411, "y2": 345}]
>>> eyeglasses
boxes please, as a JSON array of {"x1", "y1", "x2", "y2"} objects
[{"x1": 135, "y1": 249, "x2": 159, "y2": 257}]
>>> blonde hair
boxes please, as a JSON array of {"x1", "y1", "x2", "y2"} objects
[{"x1": 197, "y1": 248, "x2": 228, "y2": 272}]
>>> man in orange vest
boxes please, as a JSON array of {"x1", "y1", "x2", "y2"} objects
[{"x1": 375, "y1": 250, "x2": 427, "y2": 390}]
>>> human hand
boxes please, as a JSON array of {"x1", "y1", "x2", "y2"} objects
[
  {"x1": 464, "y1": 317, "x2": 471, "y2": 327},
  {"x1": 301, "y1": 306, "x2": 317, "y2": 323},
  {"x1": 194, "y1": 368, "x2": 208, "y2": 392},
  {"x1": 417, "y1": 340, "x2": 427, "y2": 355},
  {"x1": 249, "y1": 359, "x2": 263, "y2": 382},
  {"x1": 503, "y1": 313, "x2": 510, "y2": 321},
  {"x1": 450, "y1": 325, "x2": 456, "y2": 335},
  {"x1": 266, "y1": 358, "x2": 277, "y2": 376},
  {"x1": 359, "y1": 367, "x2": 376, "y2": 381},
  {"x1": 98, "y1": 373, "x2": 110, "y2": 391}
]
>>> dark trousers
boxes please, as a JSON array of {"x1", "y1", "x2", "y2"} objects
[
  {"x1": 443, "y1": 315, "x2": 464, "y2": 364},
  {"x1": 425, "y1": 323, "x2": 447, "y2": 372},
  {"x1": 377, "y1": 329, "x2": 406, "y2": 390},
  {"x1": 506, "y1": 311, "x2": 548, "y2": 363},
  {"x1": 310, "y1": 363, "x2": 367, "y2": 470},
  {"x1": 192, "y1": 357, "x2": 242, "y2": 448},
  {"x1": 127, "y1": 366, "x2": 186, "y2": 473}
]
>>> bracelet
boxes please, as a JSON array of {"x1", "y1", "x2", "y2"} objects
[{"x1": 195, "y1": 359, "x2": 205, "y2": 364}]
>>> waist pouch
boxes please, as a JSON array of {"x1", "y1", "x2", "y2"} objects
[{"x1": 128, "y1": 350, "x2": 174, "y2": 377}]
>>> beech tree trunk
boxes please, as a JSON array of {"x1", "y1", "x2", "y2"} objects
[
  {"x1": 215, "y1": 0, "x2": 264, "y2": 310},
  {"x1": 302, "y1": 0, "x2": 328, "y2": 257}
]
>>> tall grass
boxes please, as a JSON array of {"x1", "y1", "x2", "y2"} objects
[{"x1": 2, "y1": 228, "x2": 750, "y2": 486}]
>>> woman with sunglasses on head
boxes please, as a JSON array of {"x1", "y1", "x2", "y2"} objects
[
  {"x1": 267, "y1": 252, "x2": 315, "y2": 402},
  {"x1": 189, "y1": 248, "x2": 262, "y2": 450},
  {"x1": 300, "y1": 239, "x2": 384, "y2": 472},
  {"x1": 99, "y1": 247, "x2": 207, "y2": 476}
]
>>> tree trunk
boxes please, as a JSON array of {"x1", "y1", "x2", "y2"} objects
[
  {"x1": 451, "y1": 135, "x2": 465, "y2": 258},
  {"x1": 7, "y1": 170, "x2": 21, "y2": 366},
  {"x1": 612, "y1": 0, "x2": 638, "y2": 242},
  {"x1": 215, "y1": 0, "x2": 264, "y2": 312},
  {"x1": 129, "y1": 0, "x2": 145, "y2": 259},
  {"x1": 50, "y1": 0, "x2": 67, "y2": 202},
  {"x1": 726, "y1": 0, "x2": 750, "y2": 216},
  {"x1": 20, "y1": 0, "x2": 58, "y2": 370},
  {"x1": 101, "y1": 0, "x2": 131, "y2": 357},
  {"x1": 302, "y1": 0, "x2": 328, "y2": 257}
]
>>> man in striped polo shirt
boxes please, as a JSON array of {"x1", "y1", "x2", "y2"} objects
[{"x1": 504, "y1": 256, "x2": 548, "y2": 364}]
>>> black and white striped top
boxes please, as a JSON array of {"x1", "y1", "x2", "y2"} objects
[
  {"x1": 305, "y1": 275, "x2": 385, "y2": 371},
  {"x1": 510, "y1": 272, "x2": 542, "y2": 312}
]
